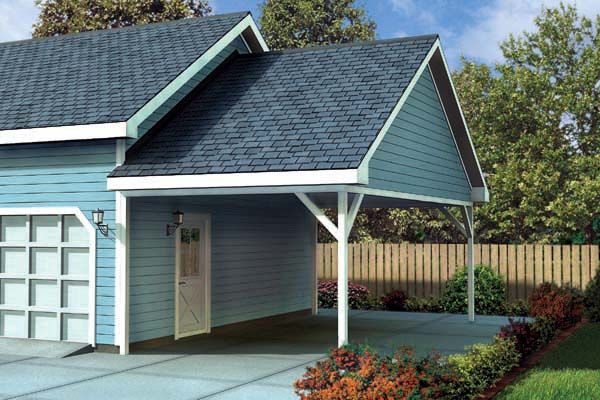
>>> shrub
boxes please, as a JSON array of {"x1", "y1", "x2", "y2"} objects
[
  {"x1": 380, "y1": 289, "x2": 407, "y2": 311},
  {"x1": 446, "y1": 337, "x2": 520, "y2": 399},
  {"x1": 505, "y1": 300, "x2": 529, "y2": 317},
  {"x1": 294, "y1": 345, "x2": 454, "y2": 400},
  {"x1": 584, "y1": 268, "x2": 600, "y2": 322},
  {"x1": 317, "y1": 280, "x2": 370, "y2": 309},
  {"x1": 532, "y1": 316, "x2": 558, "y2": 345},
  {"x1": 498, "y1": 318, "x2": 541, "y2": 358},
  {"x1": 405, "y1": 296, "x2": 444, "y2": 313},
  {"x1": 529, "y1": 282, "x2": 584, "y2": 329},
  {"x1": 441, "y1": 265, "x2": 507, "y2": 315}
]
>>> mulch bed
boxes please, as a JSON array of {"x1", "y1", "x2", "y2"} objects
[{"x1": 480, "y1": 319, "x2": 588, "y2": 399}]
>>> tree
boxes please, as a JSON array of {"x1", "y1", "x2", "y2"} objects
[
  {"x1": 453, "y1": 3, "x2": 600, "y2": 243},
  {"x1": 259, "y1": 0, "x2": 376, "y2": 50},
  {"x1": 33, "y1": 0, "x2": 212, "y2": 38}
]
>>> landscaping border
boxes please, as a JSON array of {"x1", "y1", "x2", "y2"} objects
[{"x1": 481, "y1": 319, "x2": 588, "y2": 399}]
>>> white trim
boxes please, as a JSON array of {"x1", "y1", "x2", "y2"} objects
[
  {"x1": 115, "y1": 192, "x2": 129, "y2": 354},
  {"x1": 0, "y1": 207, "x2": 96, "y2": 346},
  {"x1": 108, "y1": 169, "x2": 363, "y2": 191},
  {"x1": 0, "y1": 122, "x2": 127, "y2": 145},
  {"x1": 295, "y1": 193, "x2": 339, "y2": 240},
  {"x1": 427, "y1": 64, "x2": 472, "y2": 188},
  {"x1": 174, "y1": 214, "x2": 211, "y2": 340},
  {"x1": 126, "y1": 14, "x2": 268, "y2": 138},
  {"x1": 436, "y1": 45, "x2": 487, "y2": 192},
  {"x1": 350, "y1": 186, "x2": 472, "y2": 207},
  {"x1": 358, "y1": 39, "x2": 441, "y2": 177},
  {"x1": 471, "y1": 186, "x2": 489, "y2": 203},
  {"x1": 346, "y1": 193, "x2": 363, "y2": 237}
]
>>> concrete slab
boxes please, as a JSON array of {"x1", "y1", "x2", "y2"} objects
[
  {"x1": 0, "y1": 310, "x2": 509, "y2": 400},
  {"x1": 0, "y1": 338, "x2": 90, "y2": 359}
]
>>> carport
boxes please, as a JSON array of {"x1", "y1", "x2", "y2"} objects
[{"x1": 106, "y1": 36, "x2": 489, "y2": 354}]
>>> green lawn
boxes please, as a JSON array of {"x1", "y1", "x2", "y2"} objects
[{"x1": 497, "y1": 323, "x2": 600, "y2": 400}]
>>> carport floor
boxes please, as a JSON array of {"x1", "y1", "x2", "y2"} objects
[{"x1": 0, "y1": 310, "x2": 511, "y2": 400}]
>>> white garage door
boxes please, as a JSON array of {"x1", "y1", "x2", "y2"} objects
[{"x1": 0, "y1": 212, "x2": 93, "y2": 343}]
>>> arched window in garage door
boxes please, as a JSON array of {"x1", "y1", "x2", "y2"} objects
[{"x1": 0, "y1": 208, "x2": 95, "y2": 344}]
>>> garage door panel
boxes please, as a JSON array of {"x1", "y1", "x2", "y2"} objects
[{"x1": 0, "y1": 213, "x2": 91, "y2": 343}]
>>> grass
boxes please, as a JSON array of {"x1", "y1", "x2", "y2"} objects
[{"x1": 497, "y1": 323, "x2": 600, "y2": 400}]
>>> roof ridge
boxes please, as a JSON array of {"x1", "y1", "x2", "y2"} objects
[
  {"x1": 0, "y1": 11, "x2": 249, "y2": 47},
  {"x1": 241, "y1": 34, "x2": 438, "y2": 56}
]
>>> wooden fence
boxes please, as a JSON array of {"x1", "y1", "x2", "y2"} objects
[{"x1": 316, "y1": 243, "x2": 600, "y2": 301}]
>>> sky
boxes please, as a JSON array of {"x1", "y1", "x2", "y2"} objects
[{"x1": 1, "y1": 0, "x2": 599, "y2": 68}]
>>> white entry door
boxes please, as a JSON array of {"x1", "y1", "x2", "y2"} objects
[{"x1": 175, "y1": 214, "x2": 210, "y2": 339}]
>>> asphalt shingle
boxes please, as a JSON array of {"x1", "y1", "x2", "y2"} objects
[
  {"x1": 112, "y1": 35, "x2": 437, "y2": 177},
  {"x1": 0, "y1": 12, "x2": 248, "y2": 131}
]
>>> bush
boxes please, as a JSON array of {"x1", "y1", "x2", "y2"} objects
[
  {"x1": 441, "y1": 265, "x2": 507, "y2": 315},
  {"x1": 584, "y1": 268, "x2": 600, "y2": 322},
  {"x1": 532, "y1": 316, "x2": 558, "y2": 345},
  {"x1": 405, "y1": 296, "x2": 444, "y2": 313},
  {"x1": 498, "y1": 318, "x2": 541, "y2": 358},
  {"x1": 294, "y1": 345, "x2": 454, "y2": 400},
  {"x1": 505, "y1": 300, "x2": 529, "y2": 317},
  {"x1": 529, "y1": 282, "x2": 584, "y2": 329},
  {"x1": 317, "y1": 280, "x2": 370, "y2": 310},
  {"x1": 380, "y1": 289, "x2": 407, "y2": 311},
  {"x1": 446, "y1": 337, "x2": 520, "y2": 399}
]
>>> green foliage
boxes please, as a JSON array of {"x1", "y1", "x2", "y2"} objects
[
  {"x1": 446, "y1": 337, "x2": 520, "y2": 399},
  {"x1": 405, "y1": 296, "x2": 444, "y2": 313},
  {"x1": 259, "y1": 0, "x2": 375, "y2": 50},
  {"x1": 441, "y1": 265, "x2": 507, "y2": 315},
  {"x1": 531, "y1": 316, "x2": 558, "y2": 345},
  {"x1": 505, "y1": 300, "x2": 529, "y2": 317},
  {"x1": 584, "y1": 268, "x2": 600, "y2": 322},
  {"x1": 453, "y1": 4, "x2": 600, "y2": 244},
  {"x1": 33, "y1": 0, "x2": 211, "y2": 37}
]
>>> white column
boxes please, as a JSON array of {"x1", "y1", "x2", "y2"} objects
[
  {"x1": 466, "y1": 206, "x2": 475, "y2": 322},
  {"x1": 337, "y1": 192, "x2": 349, "y2": 347},
  {"x1": 115, "y1": 191, "x2": 130, "y2": 354}
]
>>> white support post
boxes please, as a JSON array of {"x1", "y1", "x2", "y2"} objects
[
  {"x1": 115, "y1": 191, "x2": 130, "y2": 354},
  {"x1": 295, "y1": 191, "x2": 362, "y2": 347},
  {"x1": 337, "y1": 192, "x2": 349, "y2": 347},
  {"x1": 463, "y1": 206, "x2": 475, "y2": 322}
]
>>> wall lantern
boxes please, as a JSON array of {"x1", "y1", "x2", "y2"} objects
[
  {"x1": 92, "y1": 209, "x2": 109, "y2": 237},
  {"x1": 166, "y1": 210, "x2": 184, "y2": 236}
]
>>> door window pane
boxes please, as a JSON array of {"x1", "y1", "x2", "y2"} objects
[
  {"x1": 180, "y1": 228, "x2": 201, "y2": 277},
  {"x1": 0, "y1": 279, "x2": 26, "y2": 306},
  {"x1": 63, "y1": 248, "x2": 89, "y2": 277},
  {"x1": 31, "y1": 248, "x2": 59, "y2": 275},
  {"x1": 1, "y1": 248, "x2": 27, "y2": 274},
  {"x1": 31, "y1": 280, "x2": 58, "y2": 307},
  {"x1": 63, "y1": 216, "x2": 87, "y2": 243},
  {"x1": 32, "y1": 216, "x2": 60, "y2": 243},
  {"x1": 30, "y1": 312, "x2": 58, "y2": 340}
]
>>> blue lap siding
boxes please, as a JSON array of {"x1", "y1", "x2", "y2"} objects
[
  {"x1": 368, "y1": 68, "x2": 471, "y2": 202},
  {"x1": 129, "y1": 195, "x2": 315, "y2": 343},
  {"x1": 0, "y1": 140, "x2": 117, "y2": 344}
]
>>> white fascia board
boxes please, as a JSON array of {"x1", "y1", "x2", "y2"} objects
[
  {"x1": 357, "y1": 39, "x2": 441, "y2": 178},
  {"x1": 349, "y1": 186, "x2": 473, "y2": 207},
  {"x1": 436, "y1": 44, "x2": 488, "y2": 192},
  {"x1": 107, "y1": 169, "x2": 362, "y2": 191},
  {"x1": 0, "y1": 122, "x2": 127, "y2": 145},
  {"x1": 126, "y1": 14, "x2": 267, "y2": 138},
  {"x1": 471, "y1": 186, "x2": 489, "y2": 203}
]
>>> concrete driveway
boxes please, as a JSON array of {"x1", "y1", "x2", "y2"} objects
[{"x1": 0, "y1": 310, "x2": 511, "y2": 399}]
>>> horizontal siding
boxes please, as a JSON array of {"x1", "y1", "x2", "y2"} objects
[
  {"x1": 368, "y1": 68, "x2": 471, "y2": 202},
  {"x1": 129, "y1": 195, "x2": 314, "y2": 343},
  {"x1": 0, "y1": 139, "x2": 117, "y2": 344},
  {"x1": 135, "y1": 36, "x2": 249, "y2": 139}
]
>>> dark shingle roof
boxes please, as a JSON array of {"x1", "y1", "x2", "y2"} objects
[
  {"x1": 0, "y1": 12, "x2": 248, "y2": 131},
  {"x1": 111, "y1": 35, "x2": 437, "y2": 177}
]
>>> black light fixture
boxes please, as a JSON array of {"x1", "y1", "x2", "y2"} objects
[
  {"x1": 166, "y1": 210, "x2": 184, "y2": 236},
  {"x1": 92, "y1": 209, "x2": 109, "y2": 237}
]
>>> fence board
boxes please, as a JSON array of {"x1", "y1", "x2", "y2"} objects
[{"x1": 316, "y1": 243, "x2": 599, "y2": 300}]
